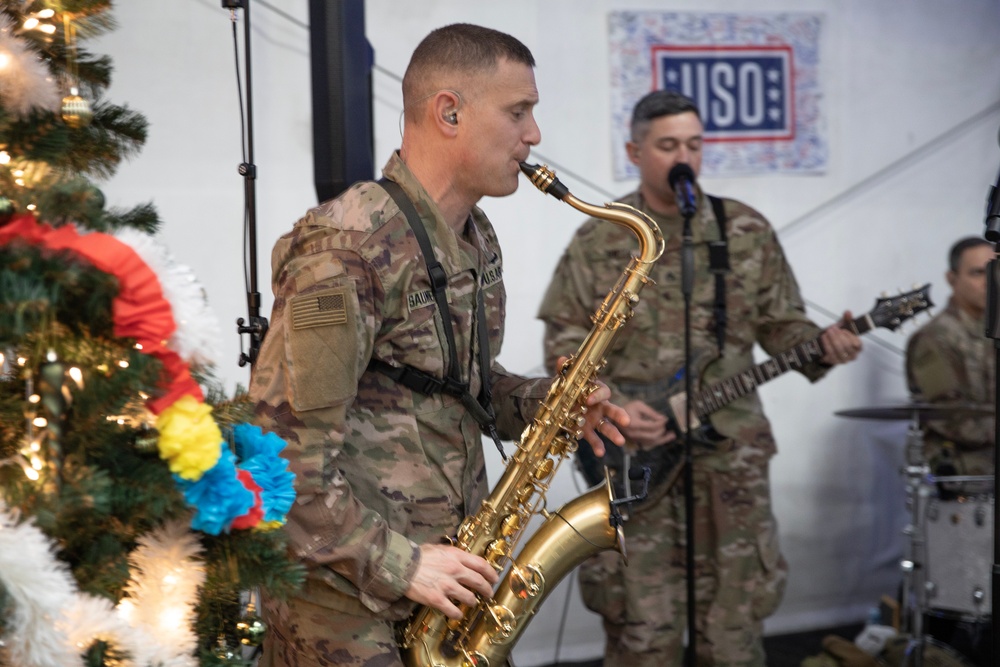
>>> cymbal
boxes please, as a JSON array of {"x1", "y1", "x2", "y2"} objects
[{"x1": 834, "y1": 402, "x2": 994, "y2": 421}]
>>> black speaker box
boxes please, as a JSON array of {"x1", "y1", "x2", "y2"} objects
[{"x1": 309, "y1": 0, "x2": 375, "y2": 203}]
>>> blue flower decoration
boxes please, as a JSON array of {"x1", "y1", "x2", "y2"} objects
[
  {"x1": 234, "y1": 424, "x2": 296, "y2": 523},
  {"x1": 175, "y1": 443, "x2": 255, "y2": 535}
]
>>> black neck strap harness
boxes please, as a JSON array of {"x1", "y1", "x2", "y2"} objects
[
  {"x1": 706, "y1": 195, "x2": 730, "y2": 354},
  {"x1": 368, "y1": 179, "x2": 506, "y2": 460}
]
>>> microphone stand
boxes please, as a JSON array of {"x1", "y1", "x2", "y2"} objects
[
  {"x1": 223, "y1": 0, "x2": 268, "y2": 367},
  {"x1": 983, "y1": 163, "x2": 1000, "y2": 666},
  {"x1": 680, "y1": 201, "x2": 697, "y2": 667}
]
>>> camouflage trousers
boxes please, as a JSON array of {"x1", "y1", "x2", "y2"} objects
[
  {"x1": 258, "y1": 594, "x2": 404, "y2": 667},
  {"x1": 578, "y1": 451, "x2": 787, "y2": 667}
]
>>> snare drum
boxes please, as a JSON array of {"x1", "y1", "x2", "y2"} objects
[{"x1": 923, "y1": 493, "x2": 993, "y2": 617}]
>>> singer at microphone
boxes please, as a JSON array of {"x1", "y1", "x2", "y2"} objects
[
  {"x1": 538, "y1": 89, "x2": 865, "y2": 667},
  {"x1": 668, "y1": 162, "x2": 698, "y2": 218}
]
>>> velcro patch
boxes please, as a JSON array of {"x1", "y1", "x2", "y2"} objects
[
  {"x1": 292, "y1": 290, "x2": 348, "y2": 330},
  {"x1": 481, "y1": 262, "x2": 503, "y2": 289},
  {"x1": 407, "y1": 289, "x2": 435, "y2": 312}
]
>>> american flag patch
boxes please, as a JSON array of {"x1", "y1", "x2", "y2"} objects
[{"x1": 292, "y1": 291, "x2": 347, "y2": 330}]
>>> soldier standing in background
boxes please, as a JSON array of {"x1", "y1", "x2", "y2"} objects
[
  {"x1": 906, "y1": 236, "x2": 996, "y2": 477},
  {"x1": 538, "y1": 90, "x2": 862, "y2": 667},
  {"x1": 248, "y1": 24, "x2": 628, "y2": 666}
]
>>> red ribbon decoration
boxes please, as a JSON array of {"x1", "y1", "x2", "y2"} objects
[
  {"x1": 0, "y1": 214, "x2": 203, "y2": 411},
  {"x1": 230, "y1": 469, "x2": 264, "y2": 530}
]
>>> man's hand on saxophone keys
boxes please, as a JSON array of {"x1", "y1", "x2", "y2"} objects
[
  {"x1": 581, "y1": 381, "x2": 631, "y2": 456},
  {"x1": 405, "y1": 543, "x2": 499, "y2": 619}
]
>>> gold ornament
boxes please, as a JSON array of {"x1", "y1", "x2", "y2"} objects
[
  {"x1": 235, "y1": 603, "x2": 267, "y2": 647},
  {"x1": 212, "y1": 635, "x2": 242, "y2": 664},
  {"x1": 133, "y1": 425, "x2": 160, "y2": 451},
  {"x1": 61, "y1": 87, "x2": 93, "y2": 128}
]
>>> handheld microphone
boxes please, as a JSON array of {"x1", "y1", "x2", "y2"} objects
[{"x1": 668, "y1": 163, "x2": 698, "y2": 218}]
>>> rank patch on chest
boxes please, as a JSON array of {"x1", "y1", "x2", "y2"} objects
[
  {"x1": 292, "y1": 290, "x2": 347, "y2": 329},
  {"x1": 407, "y1": 289, "x2": 435, "y2": 311}
]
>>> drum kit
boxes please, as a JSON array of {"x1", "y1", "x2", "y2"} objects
[{"x1": 835, "y1": 401, "x2": 995, "y2": 667}]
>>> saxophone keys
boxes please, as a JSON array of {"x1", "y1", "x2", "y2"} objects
[
  {"x1": 462, "y1": 651, "x2": 489, "y2": 667},
  {"x1": 533, "y1": 458, "x2": 555, "y2": 481},
  {"x1": 510, "y1": 563, "x2": 544, "y2": 600},
  {"x1": 486, "y1": 604, "x2": 516, "y2": 644},
  {"x1": 500, "y1": 513, "x2": 521, "y2": 537},
  {"x1": 515, "y1": 483, "x2": 534, "y2": 505},
  {"x1": 485, "y1": 538, "x2": 509, "y2": 566}
]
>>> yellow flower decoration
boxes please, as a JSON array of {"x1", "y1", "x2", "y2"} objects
[{"x1": 156, "y1": 395, "x2": 223, "y2": 480}]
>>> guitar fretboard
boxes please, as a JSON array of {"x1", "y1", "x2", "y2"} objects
[{"x1": 693, "y1": 316, "x2": 871, "y2": 417}]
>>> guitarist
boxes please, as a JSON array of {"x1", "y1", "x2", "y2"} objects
[{"x1": 537, "y1": 90, "x2": 862, "y2": 667}]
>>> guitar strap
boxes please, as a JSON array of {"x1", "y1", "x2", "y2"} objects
[
  {"x1": 368, "y1": 178, "x2": 506, "y2": 459},
  {"x1": 707, "y1": 195, "x2": 730, "y2": 354}
]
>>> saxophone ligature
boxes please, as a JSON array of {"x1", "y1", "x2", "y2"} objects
[{"x1": 399, "y1": 161, "x2": 665, "y2": 667}]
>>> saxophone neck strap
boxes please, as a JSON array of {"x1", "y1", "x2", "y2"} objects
[
  {"x1": 371, "y1": 179, "x2": 504, "y2": 457},
  {"x1": 707, "y1": 194, "x2": 729, "y2": 354}
]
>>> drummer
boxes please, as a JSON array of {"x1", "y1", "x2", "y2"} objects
[{"x1": 905, "y1": 236, "x2": 996, "y2": 480}]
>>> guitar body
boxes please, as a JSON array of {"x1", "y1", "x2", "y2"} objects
[
  {"x1": 575, "y1": 373, "x2": 720, "y2": 505},
  {"x1": 575, "y1": 426, "x2": 716, "y2": 508}
]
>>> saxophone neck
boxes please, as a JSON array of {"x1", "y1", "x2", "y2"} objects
[{"x1": 519, "y1": 161, "x2": 665, "y2": 264}]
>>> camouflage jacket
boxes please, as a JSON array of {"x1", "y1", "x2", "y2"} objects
[
  {"x1": 249, "y1": 153, "x2": 550, "y2": 620},
  {"x1": 538, "y1": 189, "x2": 827, "y2": 461},
  {"x1": 905, "y1": 296, "x2": 995, "y2": 449}
]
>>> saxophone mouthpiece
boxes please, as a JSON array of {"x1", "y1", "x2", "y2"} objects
[{"x1": 519, "y1": 161, "x2": 570, "y2": 201}]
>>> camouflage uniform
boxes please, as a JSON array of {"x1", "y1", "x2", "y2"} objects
[
  {"x1": 905, "y1": 296, "x2": 995, "y2": 475},
  {"x1": 250, "y1": 153, "x2": 550, "y2": 666},
  {"x1": 539, "y1": 189, "x2": 831, "y2": 667}
]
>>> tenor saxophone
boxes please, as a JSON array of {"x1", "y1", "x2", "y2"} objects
[{"x1": 399, "y1": 162, "x2": 665, "y2": 667}]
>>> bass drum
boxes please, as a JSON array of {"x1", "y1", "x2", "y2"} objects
[
  {"x1": 923, "y1": 494, "x2": 993, "y2": 617},
  {"x1": 921, "y1": 491, "x2": 994, "y2": 666}
]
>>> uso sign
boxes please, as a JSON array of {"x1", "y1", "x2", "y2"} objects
[
  {"x1": 653, "y1": 45, "x2": 794, "y2": 141},
  {"x1": 609, "y1": 12, "x2": 826, "y2": 176}
]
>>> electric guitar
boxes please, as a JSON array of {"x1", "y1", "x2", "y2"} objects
[{"x1": 577, "y1": 284, "x2": 934, "y2": 497}]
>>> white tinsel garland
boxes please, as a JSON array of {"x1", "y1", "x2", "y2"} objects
[
  {"x1": 118, "y1": 519, "x2": 206, "y2": 667},
  {"x1": 0, "y1": 16, "x2": 61, "y2": 118},
  {"x1": 0, "y1": 505, "x2": 80, "y2": 667},
  {"x1": 114, "y1": 228, "x2": 224, "y2": 368},
  {"x1": 61, "y1": 594, "x2": 159, "y2": 667},
  {"x1": 0, "y1": 507, "x2": 206, "y2": 667}
]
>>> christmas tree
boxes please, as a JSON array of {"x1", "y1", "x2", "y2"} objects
[{"x1": 0, "y1": 2, "x2": 303, "y2": 665}]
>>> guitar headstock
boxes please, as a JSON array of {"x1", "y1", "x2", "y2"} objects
[{"x1": 869, "y1": 284, "x2": 933, "y2": 331}]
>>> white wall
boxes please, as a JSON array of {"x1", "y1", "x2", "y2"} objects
[{"x1": 94, "y1": 1, "x2": 1000, "y2": 664}]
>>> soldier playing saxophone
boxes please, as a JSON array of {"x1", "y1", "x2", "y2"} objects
[{"x1": 248, "y1": 23, "x2": 628, "y2": 667}]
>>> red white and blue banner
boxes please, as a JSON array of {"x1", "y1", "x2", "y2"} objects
[{"x1": 609, "y1": 12, "x2": 826, "y2": 177}]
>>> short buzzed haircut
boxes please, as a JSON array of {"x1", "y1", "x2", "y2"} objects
[
  {"x1": 630, "y1": 90, "x2": 701, "y2": 143},
  {"x1": 402, "y1": 23, "x2": 535, "y2": 118},
  {"x1": 948, "y1": 236, "x2": 992, "y2": 272}
]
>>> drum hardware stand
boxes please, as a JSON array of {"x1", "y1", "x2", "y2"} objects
[{"x1": 900, "y1": 412, "x2": 931, "y2": 667}]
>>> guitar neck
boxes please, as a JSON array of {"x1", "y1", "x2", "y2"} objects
[{"x1": 693, "y1": 314, "x2": 873, "y2": 418}]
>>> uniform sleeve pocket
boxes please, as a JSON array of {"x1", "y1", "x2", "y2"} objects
[{"x1": 285, "y1": 282, "x2": 361, "y2": 412}]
